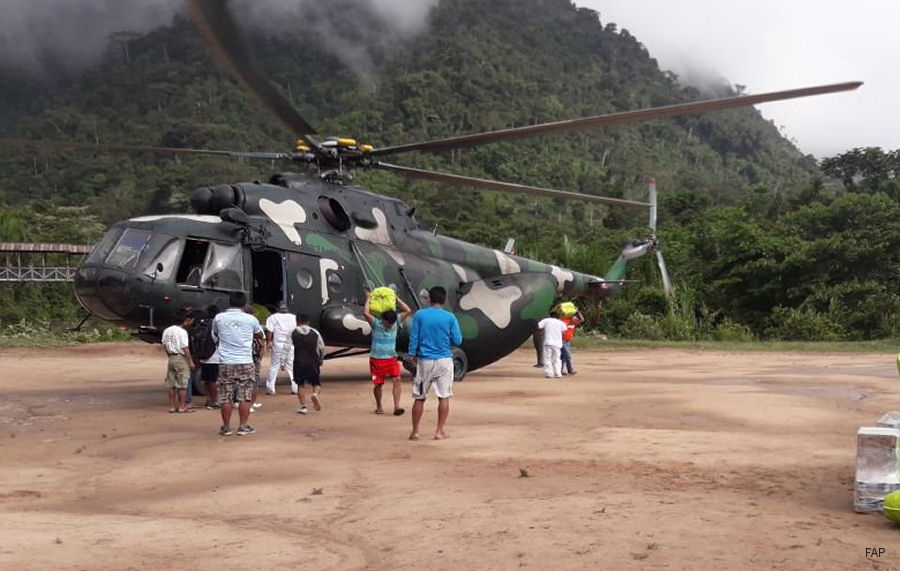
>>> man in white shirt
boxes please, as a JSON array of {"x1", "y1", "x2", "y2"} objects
[
  {"x1": 161, "y1": 309, "x2": 196, "y2": 413},
  {"x1": 265, "y1": 300, "x2": 298, "y2": 395},
  {"x1": 537, "y1": 311, "x2": 567, "y2": 379}
]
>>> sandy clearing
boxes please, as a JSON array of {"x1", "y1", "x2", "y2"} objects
[{"x1": 0, "y1": 343, "x2": 899, "y2": 570}]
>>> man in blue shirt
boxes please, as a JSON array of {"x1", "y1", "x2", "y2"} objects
[
  {"x1": 212, "y1": 291, "x2": 265, "y2": 436},
  {"x1": 363, "y1": 291, "x2": 413, "y2": 416},
  {"x1": 407, "y1": 286, "x2": 463, "y2": 441}
]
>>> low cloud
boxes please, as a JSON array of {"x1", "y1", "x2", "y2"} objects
[
  {"x1": 0, "y1": 0, "x2": 183, "y2": 73},
  {"x1": 0, "y1": 0, "x2": 439, "y2": 76}
]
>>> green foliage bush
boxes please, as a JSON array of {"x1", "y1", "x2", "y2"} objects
[
  {"x1": 712, "y1": 319, "x2": 755, "y2": 342},
  {"x1": 766, "y1": 307, "x2": 843, "y2": 341},
  {"x1": 0, "y1": 319, "x2": 132, "y2": 347},
  {"x1": 619, "y1": 311, "x2": 665, "y2": 340},
  {"x1": 658, "y1": 313, "x2": 697, "y2": 341}
]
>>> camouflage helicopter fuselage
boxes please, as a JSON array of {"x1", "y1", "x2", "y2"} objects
[{"x1": 75, "y1": 172, "x2": 609, "y2": 375}]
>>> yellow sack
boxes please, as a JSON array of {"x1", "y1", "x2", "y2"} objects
[
  {"x1": 559, "y1": 302, "x2": 578, "y2": 318},
  {"x1": 370, "y1": 287, "x2": 397, "y2": 317}
]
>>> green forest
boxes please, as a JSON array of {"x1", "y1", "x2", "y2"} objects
[{"x1": 1, "y1": 0, "x2": 897, "y2": 342}]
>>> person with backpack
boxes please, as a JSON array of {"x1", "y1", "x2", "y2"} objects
[
  {"x1": 292, "y1": 313, "x2": 325, "y2": 415},
  {"x1": 246, "y1": 305, "x2": 265, "y2": 414},
  {"x1": 194, "y1": 305, "x2": 221, "y2": 409},
  {"x1": 181, "y1": 305, "x2": 201, "y2": 409}
]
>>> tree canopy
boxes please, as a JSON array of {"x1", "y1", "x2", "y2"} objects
[{"x1": 0, "y1": 0, "x2": 889, "y2": 341}]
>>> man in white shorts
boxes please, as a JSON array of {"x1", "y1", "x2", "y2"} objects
[{"x1": 407, "y1": 286, "x2": 463, "y2": 441}]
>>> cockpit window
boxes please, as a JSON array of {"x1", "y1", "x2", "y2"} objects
[
  {"x1": 201, "y1": 241, "x2": 244, "y2": 290},
  {"x1": 105, "y1": 229, "x2": 151, "y2": 269},
  {"x1": 85, "y1": 228, "x2": 122, "y2": 265}
]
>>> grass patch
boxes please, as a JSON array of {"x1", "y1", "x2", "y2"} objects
[
  {"x1": 0, "y1": 319, "x2": 132, "y2": 347},
  {"x1": 567, "y1": 336, "x2": 900, "y2": 353}
]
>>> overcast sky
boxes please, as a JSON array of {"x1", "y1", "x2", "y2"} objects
[
  {"x1": 578, "y1": 0, "x2": 898, "y2": 158},
  {"x1": 2, "y1": 1, "x2": 894, "y2": 158}
]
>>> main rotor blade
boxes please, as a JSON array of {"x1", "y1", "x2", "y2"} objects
[
  {"x1": 370, "y1": 81, "x2": 862, "y2": 157},
  {"x1": 0, "y1": 138, "x2": 289, "y2": 160},
  {"x1": 375, "y1": 162, "x2": 650, "y2": 208},
  {"x1": 187, "y1": 0, "x2": 319, "y2": 146}
]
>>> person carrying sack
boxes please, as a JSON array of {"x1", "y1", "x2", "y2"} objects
[{"x1": 363, "y1": 288, "x2": 413, "y2": 416}]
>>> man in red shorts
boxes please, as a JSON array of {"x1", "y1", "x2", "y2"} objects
[{"x1": 363, "y1": 291, "x2": 413, "y2": 415}]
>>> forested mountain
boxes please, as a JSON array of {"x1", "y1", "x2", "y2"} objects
[{"x1": 1, "y1": 0, "x2": 894, "y2": 341}]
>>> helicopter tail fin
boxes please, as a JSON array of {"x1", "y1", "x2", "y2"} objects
[
  {"x1": 604, "y1": 239, "x2": 654, "y2": 282},
  {"x1": 603, "y1": 179, "x2": 673, "y2": 295}
]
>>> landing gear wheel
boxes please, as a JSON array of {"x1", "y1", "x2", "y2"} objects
[
  {"x1": 191, "y1": 373, "x2": 207, "y2": 397},
  {"x1": 451, "y1": 347, "x2": 468, "y2": 383},
  {"x1": 400, "y1": 353, "x2": 417, "y2": 376},
  {"x1": 400, "y1": 351, "x2": 467, "y2": 382}
]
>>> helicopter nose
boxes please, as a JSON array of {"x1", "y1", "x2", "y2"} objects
[{"x1": 75, "y1": 267, "x2": 135, "y2": 321}]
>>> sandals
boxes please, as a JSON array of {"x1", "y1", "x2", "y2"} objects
[{"x1": 376, "y1": 408, "x2": 405, "y2": 416}]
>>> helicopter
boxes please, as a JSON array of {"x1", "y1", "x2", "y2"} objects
[{"x1": 7, "y1": 0, "x2": 862, "y2": 381}]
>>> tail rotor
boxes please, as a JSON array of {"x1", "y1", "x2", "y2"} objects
[
  {"x1": 646, "y1": 178, "x2": 674, "y2": 296},
  {"x1": 601, "y1": 178, "x2": 673, "y2": 296}
]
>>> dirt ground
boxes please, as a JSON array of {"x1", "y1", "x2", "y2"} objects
[{"x1": 1, "y1": 343, "x2": 899, "y2": 570}]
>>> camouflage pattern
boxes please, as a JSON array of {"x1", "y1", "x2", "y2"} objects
[{"x1": 75, "y1": 173, "x2": 624, "y2": 377}]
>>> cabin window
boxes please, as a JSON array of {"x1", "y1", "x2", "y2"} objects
[
  {"x1": 176, "y1": 239, "x2": 244, "y2": 289},
  {"x1": 326, "y1": 270, "x2": 343, "y2": 293},
  {"x1": 176, "y1": 239, "x2": 209, "y2": 286},
  {"x1": 201, "y1": 242, "x2": 244, "y2": 290},
  {"x1": 105, "y1": 229, "x2": 151, "y2": 269},
  {"x1": 296, "y1": 268, "x2": 314, "y2": 289}
]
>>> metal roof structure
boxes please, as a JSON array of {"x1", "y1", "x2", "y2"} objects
[
  {"x1": 0, "y1": 243, "x2": 93, "y2": 282},
  {"x1": 0, "y1": 243, "x2": 93, "y2": 254}
]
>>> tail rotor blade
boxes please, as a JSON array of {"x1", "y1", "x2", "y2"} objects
[{"x1": 656, "y1": 250, "x2": 673, "y2": 296}]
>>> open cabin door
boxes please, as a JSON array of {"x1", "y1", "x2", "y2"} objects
[{"x1": 250, "y1": 249, "x2": 285, "y2": 311}]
